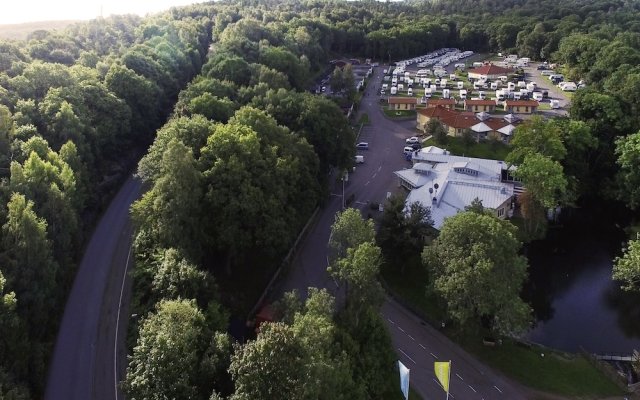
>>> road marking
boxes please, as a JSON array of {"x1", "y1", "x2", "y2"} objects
[
  {"x1": 419, "y1": 343, "x2": 426, "y2": 349},
  {"x1": 114, "y1": 244, "x2": 133, "y2": 400},
  {"x1": 408, "y1": 334, "x2": 415, "y2": 341},
  {"x1": 387, "y1": 318, "x2": 395, "y2": 325},
  {"x1": 397, "y1": 326, "x2": 405, "y2": 333},
  {"x1": 432, "y1": 379, "x2": 455, "y2": 398},
  {"x1": 456, "y1": 373, "x2": 464, "y2": 381},
  {"x1": 430, "y1": 352, "x2": 438, "y2": 359},
  {"x1": 494, "y1": 385, "x2": 503, "y2": 393},
  {"x1": 365, "y1": 180, "x2": 370, "y2": 186},
  {"x1": 398, "y1": 349, "x2": 416, "y2": 364},
  {"x1": 372, "y1": 172, "x2": 377, "y2": 178},
  {"x1": 377, "y1": 166, "x2": 382, "y2": 171},
  {"x1": 468, "y1": 384, "x2": 477, "y2": 393}
]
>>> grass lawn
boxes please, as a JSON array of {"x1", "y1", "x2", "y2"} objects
[
  {"x1": 384, "y1": 108, "x2": 417, "y2": 118},
  {"x1": 382, "y1": 258, "x2": 625, "y2": 398},
  {"x1": 538, "y1": 102, "x2": 551, "y2": 111},
  {"x1": 422, "y1": 136, "x2": 511, "y2": 160},
  {"x1": 381, "y1": 257, "x2": 447, "y2": 325},
  {"x1": 357, "y1": 113, "x2": 370, "y2": 125},
  {"x1": 460, "y1": 337, "x2": 625, "y2": 397}
]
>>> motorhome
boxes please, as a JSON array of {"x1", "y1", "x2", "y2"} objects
[
  {"x1": 407, "y1": 88, "x2": 413, "y2": 96},
  {"x1": 560, "y1": 82, "x2": 577, "y2": 91},
  {"x1": 517, "y1": 80, "x2": 526, "y2": 88},
  {"x1": 478, "y1": 91, "x2": 486, "y2": 100},
  {"x1": 457, "y1": 81, "x2": 464, "y2": 89},
  {"x1": 440, "y1": 79, "x2": 448, "y2": 88},
  {"x1": 507, "y1": 82, "x2": 516, "y2": 91},
  {"x1": 532, "y1": 92, "x2": 543, "y2": 101},
  {"x1": 442, "y1": 88, "x2": 450, "y2": 99},
  {"x1": 490, "y1": 82, "x2": 498, "y2": 90},
  {"x1": 499, "y1": 75, "x2": 508, "y2": 82},
  {"x1": 496, "y1": 90, "x2": 505, "y2": 101},
  {"x1": 450, "y1": 74, "x2": 457, "y2": 81},
  {"x1": 459, "y1": 89, "x2": 467, "y2": 99},
  {"x1": 454, "y1": 63, "x2": 465, "y2": 70},
  {"x1": 390, "y1": 86, "x2": 397, "y2": 95},
  {"x1": 550, "y1": 99, "x2": 560, "y2": 109}
]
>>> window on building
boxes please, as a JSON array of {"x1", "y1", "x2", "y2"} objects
[
  {"x1": 497, "y1": 208, "x2": 505, "y2": 217},
  {"x1": 525, "y1": 106, "x2": 529, "y2": 112}
]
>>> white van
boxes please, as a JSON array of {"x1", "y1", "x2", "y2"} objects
[
  {"x1": 403, "y1": 146, "x2": 414, "y2": 156},
  {"x1": 472, "y1": 62, "x2": 483, "y2": 67},
  {"x1": 355, "y1": 155, "x2": 364, "y2": 164}
]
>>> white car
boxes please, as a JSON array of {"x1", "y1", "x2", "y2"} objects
[{"x1": 406, "y1": 137, "x2": 420, "y2": 144}]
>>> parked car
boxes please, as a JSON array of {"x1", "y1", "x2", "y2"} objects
[
  {"x1": 410, "y1": 143, "x2": 421, "y2": 150},
  {"x1": 403, "y1": 146, "x2": 415, "y2": 155},
  {"x1": 355, "y1": 155, "x2": 364, "y2": 164},
  {"x1": 356, "y1": 142, "x2": 369, "y2": 150},
  {"x1": 406, "y1": 136, "x2": 420, "y2": 144}
]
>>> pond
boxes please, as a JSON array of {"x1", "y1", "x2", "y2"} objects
[{"x1": 524, "y1": 207, "x2": 640, "y2": 355}]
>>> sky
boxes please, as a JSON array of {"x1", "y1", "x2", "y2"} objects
[{"x1": 0, "y1": 0, "x2": 208, "y2": 25}]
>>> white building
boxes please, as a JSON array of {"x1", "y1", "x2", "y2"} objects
[{"x1": 394, "y1": 147, "x2": 519, "y2": 229}]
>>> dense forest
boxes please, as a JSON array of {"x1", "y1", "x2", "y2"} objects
[{"x1": 1, "y1": 0, "x2": 640, "y2": 398}]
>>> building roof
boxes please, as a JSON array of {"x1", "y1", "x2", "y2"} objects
[
  {"x1": 468, "y1": 64, "x2": 512, "y2": 76},
  {"x1": 440, "y1": 113, "x2": 478, "y2": 129},
  {"x1": 464, "y1": 99, "x2": 497, "y2": 106},
  {"x1": 471, "y1": 122, "x2": 493, "y2": 133},
  {"x1": 417, "y1": 105, "x2": 457, "y2": 119},
  {"x1": 426, "y1": 98, "x2": 456, "y2": 107},
  {"x1": 388, "y1": 97, "x2": 418, "y2": 104},
  {"x1": 395, "y1": 151, "x2": 515, "y2": 229},
  {"x1": 504, "y1": 100, "x2": 539, "y2": 107},
  {"x1": 498, "y1": 124, "x2": 517, "y2": 136}
]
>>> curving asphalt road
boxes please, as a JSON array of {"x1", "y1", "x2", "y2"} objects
[
  {"x1": 45, "y1": 176, "x2": 141, "y2": 400},
  {"x1": 275, "y1": 65, "x2": 530, "y2": 399}
]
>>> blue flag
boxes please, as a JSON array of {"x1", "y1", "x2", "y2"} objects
[{"x1": 398, "y1": 360, "x2": 410, "y2": 400}]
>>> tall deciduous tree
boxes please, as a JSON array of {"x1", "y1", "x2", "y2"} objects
[
  {"x1": 2, "y1": 193, "x2": 57, "y2": 337},
  {"x1": 132, "y1": 138, "x2": 203, "y2": 260},
  {"x1": 124, "y1": 299, "x2": 205, "y2": 400},
  {"x1": 615, "y1": 131, "x2": 640, "y2": 209},
  {"x1": 422, "y1": 211, "x2": 531, "y2": 334},
  {"x1": 229, "y1": 322, "x2": 308, "y2": 400},
  {"x1": 506, "y1": 115, "x2": 566, "y2": 166},
  {"x1": 613, "y1": 235, "x2": 640, "y2": 291},
  {"x1": 328, "y1": 208, "x2": 375, "y2": 263}
]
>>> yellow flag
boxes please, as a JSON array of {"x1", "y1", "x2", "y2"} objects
[{"x1": 434, "y1": 361, "x2": 451, "y2": 393}]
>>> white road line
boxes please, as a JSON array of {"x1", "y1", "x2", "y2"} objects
[
  {"x1": 397, "y1": 326, "x2": 405, "y2": 333},
  {"x1": 494, "y1": 385, "x2": 503, "y2": 393},
  {"x1": 432, "y1": 379, "x2": 455, "y2": 398},
  {"x1": 114, "y1": 245, "x2": 133, "y2": 400},
  {"x1": 372, "y1": 172, "x2": 377, "y2": 178},
  {"x1": 419, "y1": 343, "x2": 426, "y2": 349},
  {"x1": 430, "y1": 352, "x2": 438, "y2": 359},
  {"x1": 398, "y1": 348, "x2": 416, "y2": 364},
  {"x1": 364, "y1": 181, "x2": 370, "y2": 186},
  {"x1": 456, "y1": 373, "x2": 464, "y2": 381},
  {"x1": 387, "y1": 318, "x2": 395, "y2": 325},
  {"x1": 377, "y1": 166, "x2": 382, "y2": 171},
  {"x1": 408, "y1": 334, "x2": 415, "y2": 341},
  {"x1": 468, "y1": 385, "x2": 477, "y2": 393}
]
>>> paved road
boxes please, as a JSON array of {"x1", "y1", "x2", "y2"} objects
[
  {"x1": 45, "y1": 176, "x2": 141, "y2": 400},
  {"x1": 522, "y1": 63, "x2": 571, "y2": 118},
  {"x1": 275, "y1": 65, "x2": 529, "y2": 399}
]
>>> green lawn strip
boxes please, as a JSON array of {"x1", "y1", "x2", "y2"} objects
[
  {"x1": 381, "y1": 257, "x2": 447, "y2": 325},
  {"x1": 422, "y1": 136, "x2": 511, "y2": 160},
  {"x1": 358, "y1": 113, "x2": 370, "y2": 125},
  {"x1": 538, "y1": 102, "x2": 551, "y2": 111},
  {"x1": 383, "y1": 109, "x2": 417, "y2": 118},
  {"x1": 460, "y1": 337, "x2": 625, "y2": 397},
  {"x1": 382, "y1": 259, "x2": 625, "y2": 398}
]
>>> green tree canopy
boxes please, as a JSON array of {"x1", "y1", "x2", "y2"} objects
[{"x1": 423, "y1": 211, "x2": 531, "y2": 334}]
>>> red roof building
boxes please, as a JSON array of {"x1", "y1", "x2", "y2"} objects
[
  {"x1": 388, "y1": 97, "x2": 417, "y2": 111},
  {"x1": 426, "y1": 98, "x2": 456, "y2": 109},
  {"x1": 503, "y1": 100, "x2": 539, "y2": 114},
  {"x1": 468, "y1": 64, "x2": 513, "y2": 80},
  {"x1": 464, "y1": 99, "x2": 497, "y2": 113}
]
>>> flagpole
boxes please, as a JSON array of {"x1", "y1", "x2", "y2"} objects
[{"x1": 446, "y1": 361, "x2": 451, "y2": 400}]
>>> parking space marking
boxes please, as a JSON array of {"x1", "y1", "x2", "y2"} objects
[
  {"x1": 408, "y1": 334, "x2": 415, "y2": 341},
  {"x1": 430, "y1": 352, "x2": 438, "y2": 359},
  {"x1": 387, "y1": 318, "x2": 395, "y2": 325},
  {"x1": 456, "y1": 373, "x2": 464, "y2": 381},
  {"x1": 419, "y1": 343, "x2": 426, "y2": 349},
  {"x1": 494, "y1": 385, "x2": 503, "y2": 393},
  {"x1": 468, "y1": 385, "x2": 477, "y2": 393},
  {"x1": 397, "y1": 326, "x2": 405, "y2": 333},
  {"x1": 398, "y1": 349, "x2": 416, "y2": 364}
]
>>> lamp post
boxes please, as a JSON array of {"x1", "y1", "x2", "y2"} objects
[{"x1": 341, "y1": 172, "x2": 346, "y2": 209}]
